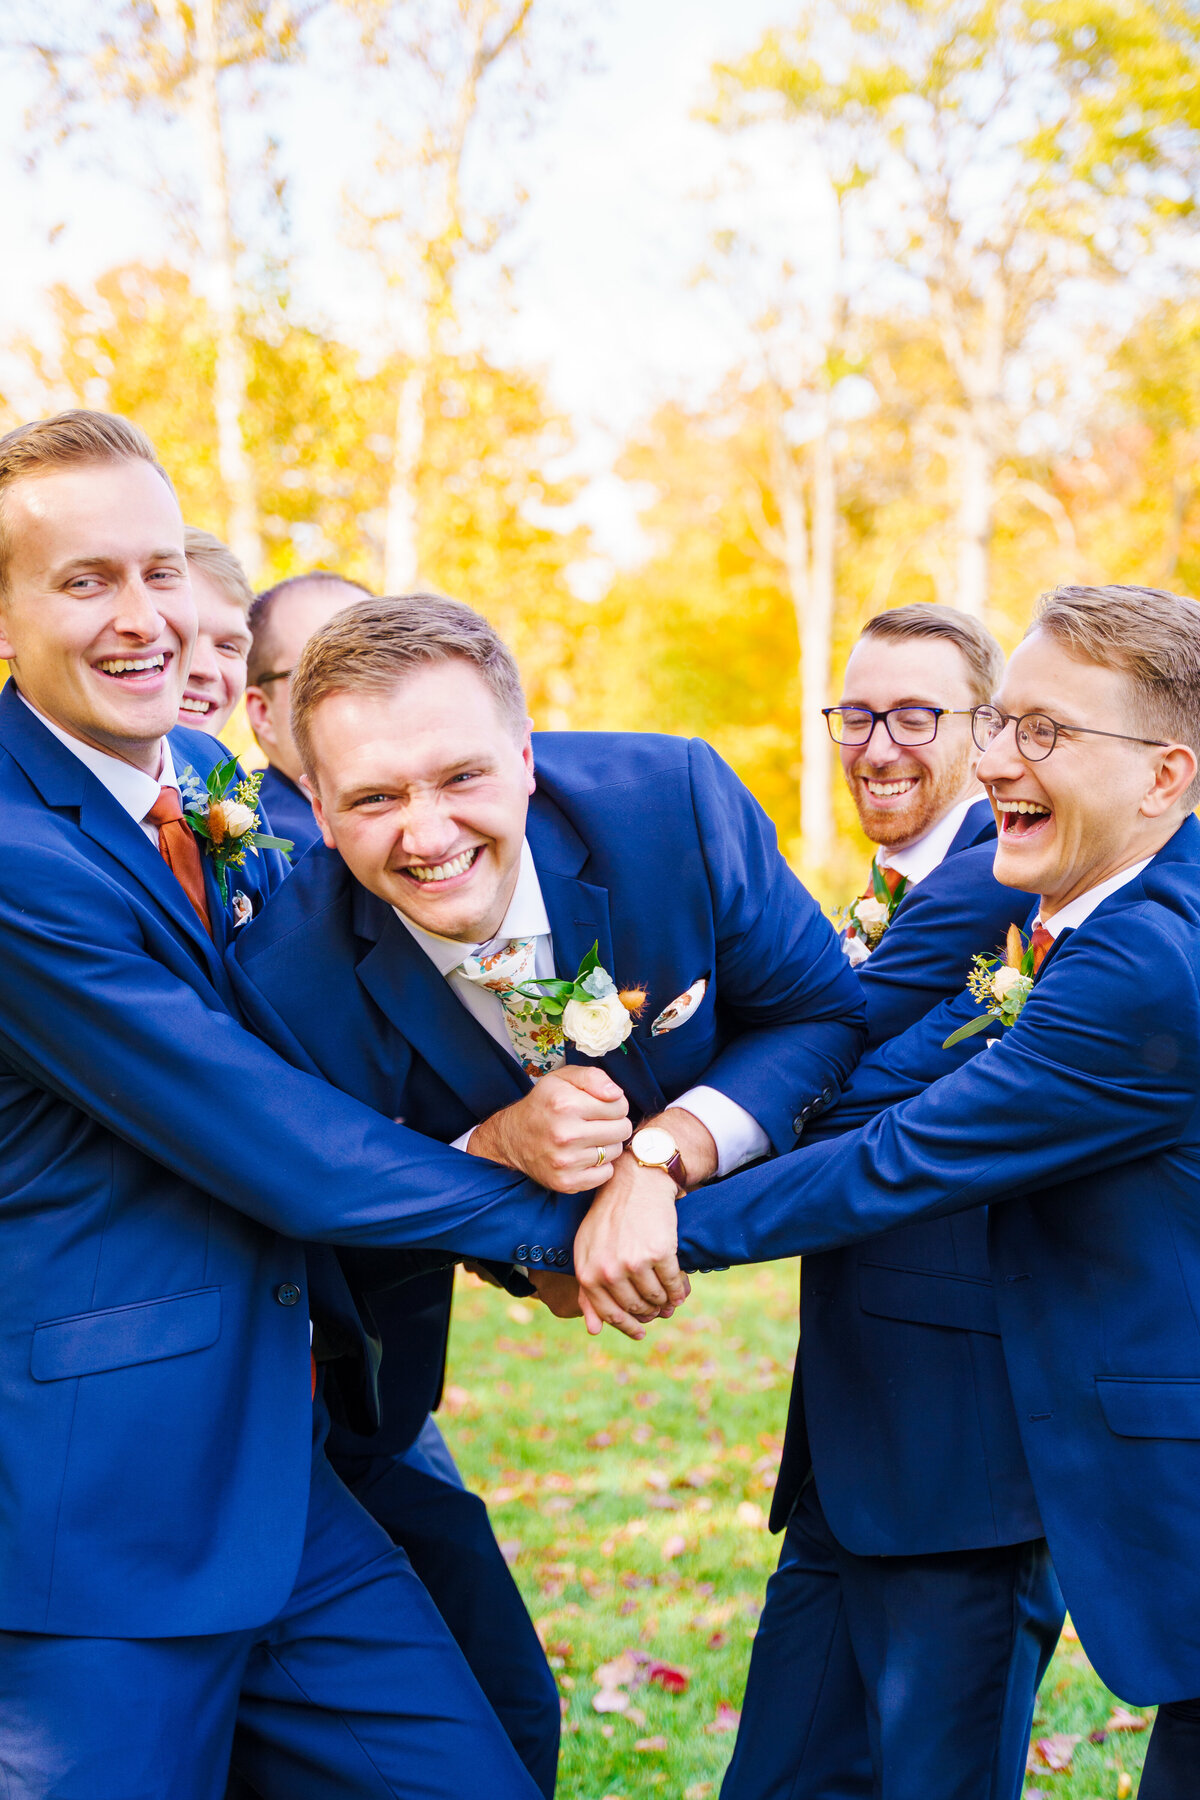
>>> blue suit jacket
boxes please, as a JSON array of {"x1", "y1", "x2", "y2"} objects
[
  {"x1": 679, "y1": 817, "x2": 1200, "y2": 1703},
  {"x1": 0, "y1": 683, "x2": 581, "y2": 1639},
  {"x1": 774, "y1": 801, "x2": 1042, "y2": 1552},
  {"x1": 259, "y1": 764, "x2": 322, "y2": 858},
  {"x1": 232, "y1": 732, "x2": 868, "y2": 1463}
]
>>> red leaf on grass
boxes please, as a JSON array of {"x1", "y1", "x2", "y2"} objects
[
  {"x1": 647, "y1": 1661, "x2": 689, "y2": 1694},
  {"x1": 704, "y1": 1703, "x2": 741, "y2": 1734}
]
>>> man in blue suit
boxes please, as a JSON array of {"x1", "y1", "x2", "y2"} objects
[
  {"x1": 663, "y1": 583, "x2": 1200, "y2": 1800},
  {"x1": 229, "y1": 589, "x2": 867, "y2": 1779},
  {"x1": 0, "y1": 410, "x2": 616, "y2": 1800},
  {"x1": 244, "y1": 571, "x2": 373, "y2": 853},
  {"x1": 718, "y1": 604, "x2": 1055, "y2": 1800}
]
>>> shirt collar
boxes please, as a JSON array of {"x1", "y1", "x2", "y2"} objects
[
  {"x1": 393, "y1": 838, "x2": 551, "y2": 976},
  {"x1": 877, "y1": 795, "x2": 977, "y2": 890},
  {"x1": 1037, "y1": 858, "x2": 1152, "y2": 940},
  {"x1": 17, "y1": 689, "x2": 175, "y2": 824}
]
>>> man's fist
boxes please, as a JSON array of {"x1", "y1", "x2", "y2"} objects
[
  {"x1": 574, "y1": 1156, "x2": 691, "y2": 1340},
  {"x1": 467, "y1": 1064, "x2": 633, "y2": 1192}
]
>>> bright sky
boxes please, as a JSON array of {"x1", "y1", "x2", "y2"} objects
[{"x1": 1, "y1": 0, "x2": 821, "y2": 570}]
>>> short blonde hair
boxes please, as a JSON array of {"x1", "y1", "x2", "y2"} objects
[
  {"x1": 1033, "y1": 584, "x2": 1200, "y2": 807},
  {"x1": 291, "y1": 593, "x2": 527, "y2": 775},
  {"x1": 185, "y1": 527, "x2": 253, "y2": 617},
  {"x1": 0, "y1": 411, "x2": 174, "y2": 597},
  {"x1": 862, "y1": 603, "x2": 1004, "y2": 707}
]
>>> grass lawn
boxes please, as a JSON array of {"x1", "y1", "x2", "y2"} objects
[{"x1": 442, "y1": 1262, "x2": 1152, "y2": 1799}]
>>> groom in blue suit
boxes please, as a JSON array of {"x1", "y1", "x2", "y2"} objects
[
  {"x1": 229, "y1": 590, "x2": 867, "y2": 1771},
  {"x1": 662, "y1": 583, "x2": 1200, "y2": 1800},
  {"x1": 720, "y1": 604, "x2": 1056, "y2": 1800},
  {"x1": 0, "y1": 411, "x2": 621, "y2": 1800}
]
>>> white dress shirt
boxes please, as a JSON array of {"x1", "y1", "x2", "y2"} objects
[
  {"x1": 18, "y1": 691, "x2": 176, "y2": 840},
  {"x1": 876, "y1": 794, "x2": 979, "y2": 892},
  {"x1": 1036, "y1": 859, "x2": 1152, "y2": 940},
  {"x1": 395, "y1": 838, "x2": 770, "y2": 1175}
]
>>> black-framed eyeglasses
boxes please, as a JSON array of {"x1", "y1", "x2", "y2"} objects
[
  {"x1": 970, "y1": 705, "x2": 1169, "y2": 762},
  {"x1": 822, "y1": 705, "x2": 974, "y2": 747},
  {"x1": 254, "y1": 667, "x2": 293, "y2": 688}
]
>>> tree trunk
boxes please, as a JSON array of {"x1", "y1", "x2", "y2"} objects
[
  {"x1": 194, "y1": 0, "x2": 262, "y2": 578},
  {"x1": 384, "y1": 363, "x2": 425, "y2": 592},
  {"x1": 955, "y1": 415, "x2": 992, "y2": 621},
  {"x1": 801, "y1": 401, "x2": 836, "y2": 868}
]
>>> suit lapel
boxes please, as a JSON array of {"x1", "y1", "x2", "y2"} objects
[
  {"x1": 0, "y1": 688, "x2": 230, "y2": 991},
  {"x1": 948, "y1": 796, "x2": 997, "y2": 856},
  {"x1": 531, "y1": 805, "x2": 666, "y2": 1121},
  {"x1": 352, "y1": 889, "x2": 530, "y2": 1122}
]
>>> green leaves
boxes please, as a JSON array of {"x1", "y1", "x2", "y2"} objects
[{"x1": 942, "y1": 1012, "x2": 996, "y2": 1049}]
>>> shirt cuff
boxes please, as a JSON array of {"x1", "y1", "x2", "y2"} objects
[
  {"x1": 451, "y1": 1127, "x2": 476, "y2": 1154},
  {"x1": 673, "y1": 1085, "x2": 772, "y2": 1179}
]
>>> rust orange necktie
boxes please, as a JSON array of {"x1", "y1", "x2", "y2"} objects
[
  {"x1": 146, "y1": 786, "x2": 212, "y2": 938},
  {"x1": 146, "y1": 786, "x2": 314, "y2": 1399},
  {"x1": 860, "y1": 863, "x2": 906, "y2": 903},
  {"x1": 1029, "y1": 922, "x2": 1054, "y2": 973}
]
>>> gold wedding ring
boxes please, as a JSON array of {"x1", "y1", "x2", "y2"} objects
[{"x1": 595, "y1": 1145, "x2": 606, "y2": 1167}]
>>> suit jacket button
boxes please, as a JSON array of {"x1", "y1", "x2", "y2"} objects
[
  {"x1": 556, "y1": 1249, "x2": 569, "y2": 1267},
  {"x1": 530, "y1": 1244, "x2": 544, "y2": 1263},
  {"x1": 820, "y1": 1086, "x2": 834, "y2": 1106},
  {"x1": 792, "y1": 1114, "x2": 805, "y2": 1135},
  {"x1": 275, "y1": 1282, "x2": 301, "y2": 1307},
  {"x1": 514, "y1": 1244, "x2": 529, "y2": 1262}
]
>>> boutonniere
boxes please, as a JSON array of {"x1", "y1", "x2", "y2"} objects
[
  {"x1": 515, "y1": 941, "x2": 647, "y2": 1058},
  {"x1": 178, "y1": 760, "x2": 293, "y2": 903},
  {"x1": 839, "y1": 864, "x2": 909, "y2": 964},
  {"x1": 943, "y1": 924, "x2": 1035, "y2": 1048}
]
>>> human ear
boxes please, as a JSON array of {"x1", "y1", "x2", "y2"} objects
[{"x1": 1141, "y1": 743, "x2": 1198, "y2": 818}]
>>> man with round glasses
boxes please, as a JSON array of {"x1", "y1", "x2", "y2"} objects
[
  {"x1": 673, "y1": 584, "x2": 1200, "y2": 1799},
  {"x1": 716, "y1": 604, "x2": 1054, "y2": 1800}
]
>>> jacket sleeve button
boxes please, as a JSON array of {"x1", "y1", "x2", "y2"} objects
[
  {"x1": 275, "y1": 1282, "x2": 302, "y2": 1307},
  {"x1": 514, "y1": 1244, "x2": 529, "y2": 1263},
  {"x1": 529, "y1": 1244, "x2": 544, "y2": 1263}
]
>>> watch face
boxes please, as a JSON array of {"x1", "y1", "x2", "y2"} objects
[{"x1": 632, "y1": 1126, "x2": 676, "y2": 1165}]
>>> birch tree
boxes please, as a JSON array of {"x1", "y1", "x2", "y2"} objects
[
  {"x1": 15, "y1": 1, "x2": 329, "y2": 578},
  {"x1": 350, "y1": 0, "x2": 559, "y2": 591},
  {"x1": 715, "y1": 0, "x2": 1200, "y2": 621}
]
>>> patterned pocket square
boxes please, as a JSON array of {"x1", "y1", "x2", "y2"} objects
[{"x1": 651, "y1": 977, "x2": 708, "y2": 1037}]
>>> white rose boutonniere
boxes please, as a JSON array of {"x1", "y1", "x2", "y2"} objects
[
  {"x1": 839, "y1": 864, "x2": 909, "y2": 958},
  {"x1": 179, "y1": 759, "x2": 294, "y2": 902},
  {"x1": 514, "y1": 942, "x2": 646, "y2": 1059},
  {"x1": 944, "y1": 924, "x2": 1037, "y2": 1048}
]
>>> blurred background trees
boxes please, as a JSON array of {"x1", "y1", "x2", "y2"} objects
[{"x1": 4, "y1": 0, "x2": 1200, "y2": 896}]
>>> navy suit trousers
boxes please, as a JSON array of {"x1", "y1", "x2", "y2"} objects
[
  {"x1": 0, "y1": 1407, "x2": 541, "y2": 1800},
  {"x1": 331, "y1": 1419, "x2": 560, "y2": 1798},
  {"x1": 720, "y1": 1483, "x2": 1064, "y2": 1800}
]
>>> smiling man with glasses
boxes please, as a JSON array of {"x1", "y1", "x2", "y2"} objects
[
  {"x1": 671, "y1": 584, "x2": 1200, "y2": 1800},
  {"x1": 713, "y1": 605, "x2": 1055, "y2": 1800}
]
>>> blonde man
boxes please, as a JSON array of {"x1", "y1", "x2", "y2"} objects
[{"x1": 179, "y1": 527, "x2": 253, "y2": 736}]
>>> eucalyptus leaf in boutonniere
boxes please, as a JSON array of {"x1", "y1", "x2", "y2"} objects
[
  {"x1": 839, "y1": 863, "x2": 909, "y2": 963},
  {"x1": 178, "y1": 760, "x2": 293, "y2": 904},
  {"x1": 514, "y1": 941, "x2": 646, "y2": 1058},
  {"x1": 943, "y1": 923, "x2": 1036, "y2": 1048}
]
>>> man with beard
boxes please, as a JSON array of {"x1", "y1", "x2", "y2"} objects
[{"x1": 709, "y1": 606, "x2": 1060, "y2": 1800}]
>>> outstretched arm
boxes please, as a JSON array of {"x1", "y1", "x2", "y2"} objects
[{"x1": 676, "y1": 912, "x2": 1199, "y2": 1269}]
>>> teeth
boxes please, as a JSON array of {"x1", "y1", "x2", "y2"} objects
[
  {"x1": 98, "y1": 655, "x2": 166, "y2": 675},
  {"x1": 179, "y1": 697, "x2": 213, "y2": 713},
  {"x1": 997, "y1": 799, "x2": 1051, "y2": 816},
  {"x1": 406, "y1": 849, "x2": 477, "y2": 884},
  {"x1": 865, "y1": 779, "x2": 917, "y2": 797}
]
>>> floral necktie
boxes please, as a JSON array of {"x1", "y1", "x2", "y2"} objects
[{"x1": 454, "y1": 937, "x2": 567, "y2": 1080}]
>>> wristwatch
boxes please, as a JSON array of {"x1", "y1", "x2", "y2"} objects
[{"x1": 628, "y1": 1125, "x2": 688, "y2": 1197}]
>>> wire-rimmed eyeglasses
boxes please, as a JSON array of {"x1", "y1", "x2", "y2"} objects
[
  {"x1": 822, "y1": 705, "x2": 973, "y2": 747},
  {"x1": 970, "y1": 705, "x2": 1168, "y2": 762}
]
